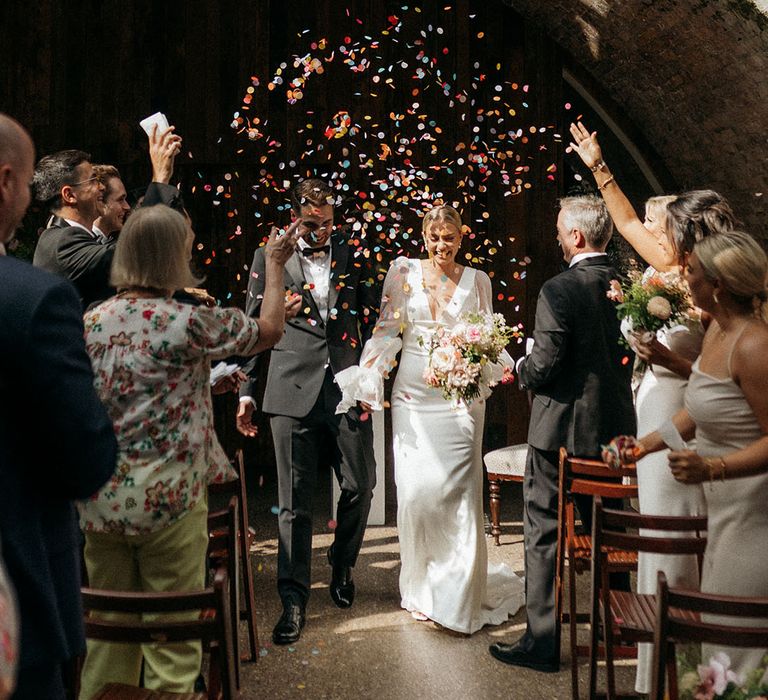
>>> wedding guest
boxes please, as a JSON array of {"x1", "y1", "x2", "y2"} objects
[
  {"x1": 237, "y1": 178, "x2": 379, "y2": 645},
  {"x1": 0, "y1": 113, "x2": 117, "y2": 700},
  {"x1": 335, "y1": 204, "x2": 524, "y2": 634},
  {"x1": 32, "y1": 124, "x2": 182, "y2": 308},
  {"x1": 489, "y1": 196, "x2": 636, "y2": 672},
  {"x1": 610, "y1": 231, "x2": 768, "y2": 682},
  {"x1": 92, "y1": 164, "x2": 131, "y2": 240},
  {"x1": 77, "y1": 204, "x2": 299, "y2": 699},
  {"x1": 569, "y1": 121, "x2": 737, "y2": 693}
]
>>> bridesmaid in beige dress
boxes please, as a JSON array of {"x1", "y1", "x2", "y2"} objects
[{"x1": 617, "y1": 231, "x2": 768, "y2": 681}]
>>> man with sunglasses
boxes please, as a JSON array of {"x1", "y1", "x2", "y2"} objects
[{"x1": 32, "y1": 126, "x2": 182, "y2": 308}]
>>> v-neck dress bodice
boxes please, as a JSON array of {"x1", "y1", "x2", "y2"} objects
[{"x1": 335, "y1": 257, "x2": 522, "y2": 634}]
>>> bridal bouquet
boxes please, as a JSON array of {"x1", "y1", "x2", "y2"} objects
[
  {"x1": 419, "y1": 312, "x2": 514, "y2": 406},
  {"x1": 678, "y1": 651, "x2": 768, "y2": 700},
  {"x1": 607, "y1": 267, "x2": 696, "y2": 345}
]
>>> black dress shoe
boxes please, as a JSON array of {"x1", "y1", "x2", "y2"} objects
[
  {"x1": 327, "y1": 547, "x2": 355, "y2": 608},
  {"x1": 488, "y1": 642, "x2": 559, "y2": 673},
  {"x1": 272, "y1": 602, "x2": 305, "y2": 645}
]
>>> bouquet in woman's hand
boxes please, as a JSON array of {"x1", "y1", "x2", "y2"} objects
[
  {"x1": 419, "y1": 312, "x2": 515, "y2": 406},
  {"x1": 608, "y1": 267, "x2": 695, "y2": 344}
]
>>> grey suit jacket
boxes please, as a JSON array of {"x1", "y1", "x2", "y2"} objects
[
  {"x1": 241, "y1": 228, "x2": 380, "y2": 418},
  {"x1": 518, "y1": 255, "x2": 636, "y2": 455}
]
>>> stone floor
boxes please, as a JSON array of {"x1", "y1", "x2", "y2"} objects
[{"x1": 231, "y1": 468, "x2": 637, "y2": 699}]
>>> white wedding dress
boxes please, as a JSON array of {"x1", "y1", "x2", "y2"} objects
[
  {"x1": 633, "y1": 269, "x2": 707, "y2": 693},
  {"x1": 336, "y1": 257, "x2": 524, "y2": 634}
]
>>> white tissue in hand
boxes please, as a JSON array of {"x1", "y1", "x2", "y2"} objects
[{"x1": 210, "y1": 362, "x2": 240, "y2": 386}]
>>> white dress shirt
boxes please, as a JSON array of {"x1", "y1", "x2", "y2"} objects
[
  {"x1": 569, "y1": 251, "x2": 606, "y2": 267},
  {"x1": 297, "y1": 237, "x2": 332, "y2": 323}
]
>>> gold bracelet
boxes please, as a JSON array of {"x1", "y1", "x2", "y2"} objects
[
  {"x1": 590, "y1": 160, "x2": 606, "y2": 172},
  {"x1": 718, "y1": 456, "x2": 727, "y2": 481},
  {"x1": 598, "y1": 175, "x2": 615, "y2": 191},
  {"x1": 705, "y1": 458, "x2": 715, "y2": 482}
]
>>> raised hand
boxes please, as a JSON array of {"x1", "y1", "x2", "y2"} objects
[
  {"x1": 264, "y1": 219, "x2": 302, "y2": 266},
  {"x1": 568, "y1": 121, "x2": 603, "y2": 171},
  {"x1": 150, "y1": 124, "x2": 183, "y2": 184}
]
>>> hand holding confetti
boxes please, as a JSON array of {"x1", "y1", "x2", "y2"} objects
[{"x1": 601, "y1": 435, "x2": 640, "y2": 470}]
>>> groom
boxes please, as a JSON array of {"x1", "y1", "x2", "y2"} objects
[
  {"x1": 490, "y1": 195, "x2": 635, "y2": 671},
  {"x1": 237, "y1": 179, "x2": 379, "y2": 645}
]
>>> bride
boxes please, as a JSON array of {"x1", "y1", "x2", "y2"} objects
[{"x1": 335, "y1": 204, "x2": 524, "y2": 634}]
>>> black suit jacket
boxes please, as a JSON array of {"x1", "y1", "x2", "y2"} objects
[
  {"x1": 241, "y1": 228, "x2": 380, "y2": 418},
  {"x1": 32, "y1": 182, "x2": 182, "y2": 309},
  {"x1": 518, "y1": 255, "x2": 636, "y2": 454},
  {"x1": 0, "y1": 256, "x2": 117, "y2": 670}
]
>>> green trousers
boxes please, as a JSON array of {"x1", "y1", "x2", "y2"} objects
[{"x1": 78, "y1": 496, "x2": 208, "y2": 700}]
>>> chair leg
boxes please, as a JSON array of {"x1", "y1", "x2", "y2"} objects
[
  {"x1": 240, "y1": 530, "x2": 260, "y2": 661},
  {"x1": 568, "y1": 555, "x2": 580, "y2": 700},
  {"x1": 603, "y1": 592, "x2": 616, "y2": 700},
  {"x1": 488, "y1": 478, "x2": 502, "y2": 546}
]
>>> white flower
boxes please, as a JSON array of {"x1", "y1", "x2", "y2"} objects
[
  {"x1": 647, "y1": 295, "x2": 672, "y2": 320},
  {"x1": 431, "y1": 346, "x2": 458, "y2": 374}
]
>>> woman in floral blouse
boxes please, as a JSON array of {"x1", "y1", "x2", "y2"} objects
[{"x1": 78, "y1": 205, "x2": 299, "y2": 699}]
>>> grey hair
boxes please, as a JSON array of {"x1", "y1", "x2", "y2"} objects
[
  {"x1": 32, "y1": 149, "x2": 91, "y2": 211},
  {"x1": 559, "y1": 195, "x2": 613, "y2": 249}
]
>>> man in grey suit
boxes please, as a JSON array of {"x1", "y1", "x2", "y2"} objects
[
  {"x1": 237, "y1": 179, "x2": 379, "y2": 645},
  {"x1": 489, "y1": 195, "x2": 635, "y2": 672}
]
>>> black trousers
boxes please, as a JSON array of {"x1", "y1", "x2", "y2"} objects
[
  {"x1": 269, "y1": 369, "x2": 376, "y2": 606},
  {"x1": 522, "y1": 447, "x2": 628, "y2": 662}
]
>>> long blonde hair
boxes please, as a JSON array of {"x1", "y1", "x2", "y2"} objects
[{"x1": 694, "y1": 231, "x2": 768, "y2": 321}]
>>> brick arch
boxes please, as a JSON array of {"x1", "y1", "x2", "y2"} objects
[{"x1": 504, "y1": 0, "x2": 768, "y2": 234}]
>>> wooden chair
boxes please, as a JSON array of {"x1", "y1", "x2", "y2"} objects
[
  {"x1": 650, "y1": 572, "x2": 768, "y2": 700},
  {"x1": 208, "y1": 450, "x2": 259, "y2": 663},
  {"x1": 589, "y1": 497, "x2": 707, "y2": 699},
  {"x1": 555, "y1": 448, "x2": 638, "y2": 700},
  {"x1": 80, "y1": 567, "x2": 236, "y2": 700},
  {"x1": 207, "y1": 497, "x2": 241, "y2": 690},
  {"x1": 483, "y1": 444, "x2": 527, "y2": 546}
]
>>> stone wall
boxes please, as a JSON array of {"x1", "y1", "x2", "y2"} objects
[{"x1": 504, "y1": 0, "x2": 767, "y2": 234}]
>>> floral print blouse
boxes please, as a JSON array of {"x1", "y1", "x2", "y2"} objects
[{"x1": 79, "y1": 296, "x2": 260, "y2": 535}]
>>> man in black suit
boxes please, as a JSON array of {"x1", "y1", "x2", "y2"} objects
[
  {"x1": 237, "y1": 179, "x2": 379, "y2": 644},
  {"x1": 0, "y1": 113, "x2": 117, "y2": 699},
  {"x1": 32, "y1": 125, "x2": 182, "y2": 308},
  {"x1": 489, "y1": 195, "x2": 635, "y2": 672}
]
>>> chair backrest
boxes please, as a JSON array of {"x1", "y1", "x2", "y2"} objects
[
  {"x1": 650, "y1": 571, "x2": 768, "y2": 700},
  {"x1": 592, "y1": 496, "x2": 707, "y2": 569},
  {"x1": 81, "y1": 567, "x2": 236, "y2": 700}
]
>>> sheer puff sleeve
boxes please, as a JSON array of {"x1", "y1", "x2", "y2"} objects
[
  {"x1": 476, "y1": 270, "x2": 514, "y2": 395},
  {"x1": 335, "y1": 257, "x2": 411, "y2": 413}
]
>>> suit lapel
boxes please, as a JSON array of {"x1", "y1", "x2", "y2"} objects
[
  {"x1": 285, "y1": 250, "x2": 326, "y2": 329},
  {"x1": 328, "y1": 234, "x2": 348, "y2": 313}
]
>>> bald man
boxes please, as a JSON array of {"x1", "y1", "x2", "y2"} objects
[{"x1": 0, "y1": 113, "x2": 116, "y2": 700}]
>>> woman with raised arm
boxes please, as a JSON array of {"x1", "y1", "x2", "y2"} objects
[
  {"x1": 77, "y1": 206, "x2": 299, "y2": 699},
  {"x1": 569, "y1": 122, "x2": 737, "y2": 693},
  {"x1": 334, "y1": 205, "x2": 524, "y2": 634},
  {"x1": 609, "y1": 231, "x2": 768, "y2": 682}
]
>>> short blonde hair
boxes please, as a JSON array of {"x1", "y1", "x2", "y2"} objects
[
  {"x1": 111, "y1": 205, "x2": 199, "y2": 291},
  {"x1": 695, "y1": 231, "x2": 768, "y2": 319},
  {"x1": 422, "y1": 205, "x2": 463, "y2": 235}
]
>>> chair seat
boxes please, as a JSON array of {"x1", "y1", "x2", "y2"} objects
[
  {"x1": 92, "y1": 683, "x2": 206, "y2": 700},
  {"x1": 569, "y1": 535, "x2": 640, "y2": 569},
  {"x1": 483, "y1": 444, "x2": 527, "y2": 479}
]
